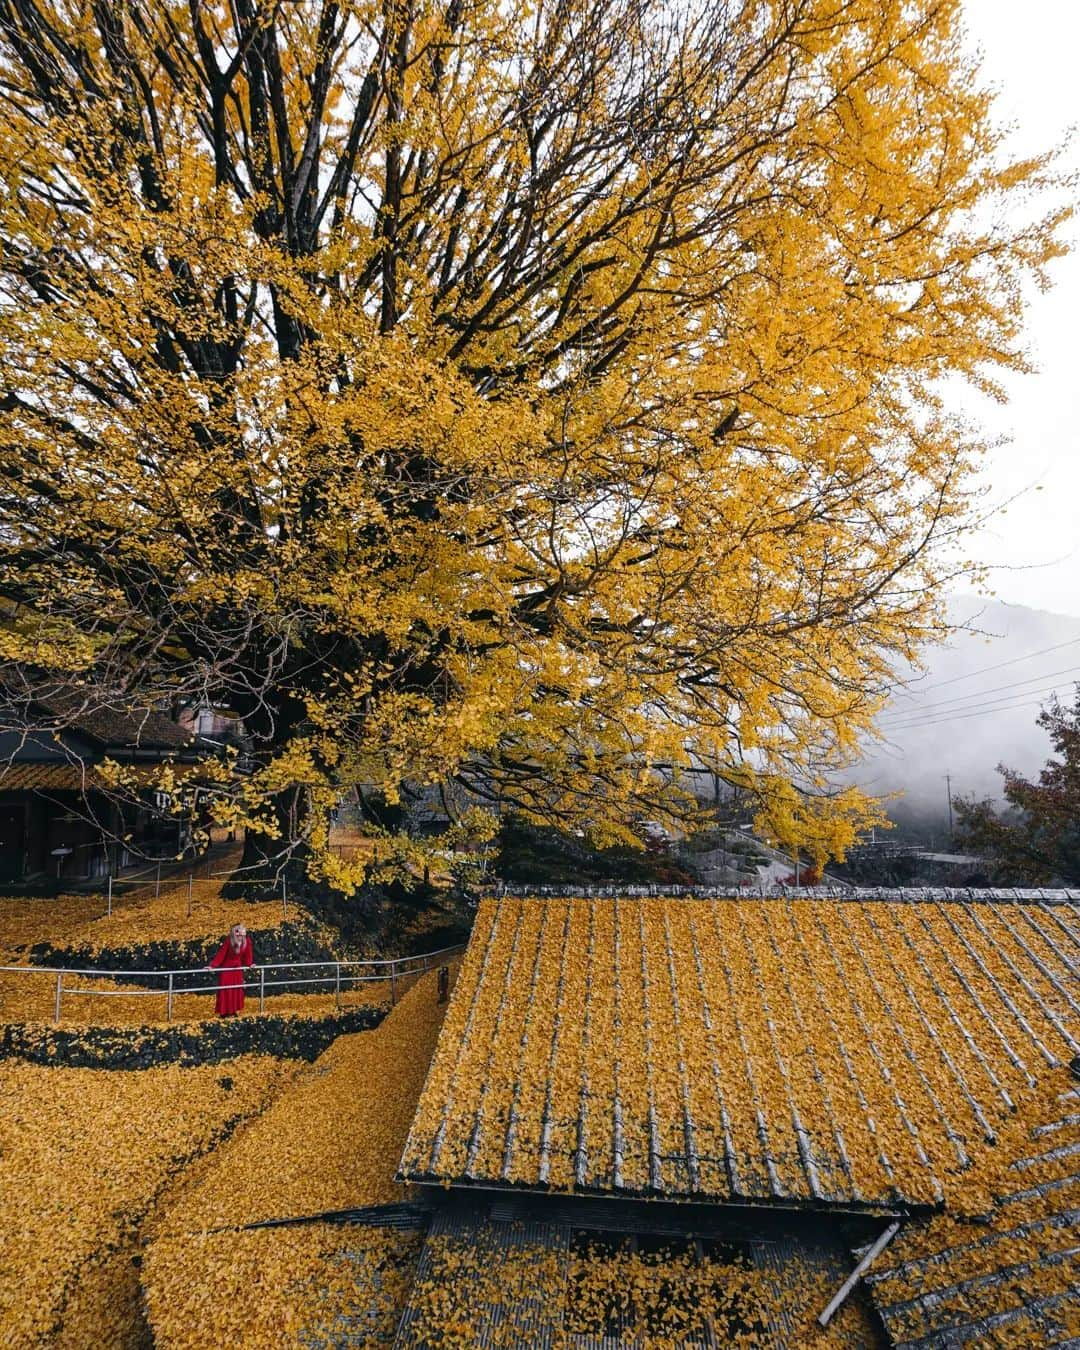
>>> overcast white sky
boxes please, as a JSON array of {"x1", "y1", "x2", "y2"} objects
[{"x1": 953, "y1": 0, "x2": 1080, "y2": 616}]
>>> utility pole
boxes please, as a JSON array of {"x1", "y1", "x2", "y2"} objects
[{"x1": 945, "y1": 772, "x2": 954, "y2": 839}]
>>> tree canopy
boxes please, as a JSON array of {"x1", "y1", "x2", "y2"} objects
[
  {"x1": 955, "y1": 691, "x2": 1080, "y2": 886},
  {"x1": 0, "y1": 0, "x2": 1068, "y2": 883}
]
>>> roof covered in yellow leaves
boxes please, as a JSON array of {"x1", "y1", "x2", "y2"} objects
[
  {"x1": 399, "y1": 896, "x2": 1080, "y2": 1213},
  {"x1": 865, "y1": 1083, "x2": 1080, "y2": 1347}
]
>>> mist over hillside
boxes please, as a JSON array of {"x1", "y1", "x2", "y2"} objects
[{"x1": 847, "y1": 596, "x2": 1080, "y2": 837}]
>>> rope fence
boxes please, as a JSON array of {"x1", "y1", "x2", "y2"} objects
[
  {"x1": 0, "y1": 943, "x2": 465, "y2": 1024},
  {"x1": 100, "y1": 857, "x2": 288, "y2": 920}
]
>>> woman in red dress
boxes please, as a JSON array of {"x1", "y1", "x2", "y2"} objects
[{"x1": 208, "y1": 923, "x2": 254, "y2": 1016}]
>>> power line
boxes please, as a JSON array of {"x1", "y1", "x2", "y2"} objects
[
  {"x1": 884, "y1": 688, "x2": 1062, "y2": 731},
  {"x1": 880, "y1": 664, "x2": 1080, "y2": 722},
  {"x1": 892, "y1": 635, "x2": 1080, "y2": 697},
  {"x1": 879, "y1": 694, "x2": 1053, "y2": 734}
]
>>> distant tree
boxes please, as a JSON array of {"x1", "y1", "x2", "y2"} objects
[
  {"x1": 0, "y1": 0, "x2": 1068, "y2": 887},
  {"x1": 954, "y1": 692, "x2": 1080, "y2": 885}
]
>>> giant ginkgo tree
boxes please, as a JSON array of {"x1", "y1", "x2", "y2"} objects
[{"x1": 0, "y1": 0, "x2": 1068, "y2": 884}]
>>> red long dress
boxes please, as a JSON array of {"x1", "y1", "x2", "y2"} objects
[{"x1": 209, "y1": 936, "x2": 254, "y2": 1015}]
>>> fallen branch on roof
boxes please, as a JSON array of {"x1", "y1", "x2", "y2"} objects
[{"x1": 818, "y1": 1220, "x2": 901, "y2": 1328}]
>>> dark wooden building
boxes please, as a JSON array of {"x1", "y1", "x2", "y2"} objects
[{"x1": 0, "y1": 695, "x2": 202, "y2": 884}]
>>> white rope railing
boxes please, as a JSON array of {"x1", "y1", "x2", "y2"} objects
[{"x1": 0, "y1": 944, "x2": 465, "y2": 1024}]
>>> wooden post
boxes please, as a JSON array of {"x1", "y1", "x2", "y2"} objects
[
  {"x1": 817, "y1": 1222, "x2": 900, "y2": 1327},
  {"x1": 187, "y1": 873, "x2": 193, "y2": 918},
  {"x1": 106, "y1": 873, "x2": 112, "y2": 918},
  {"x1": 167, "y1": 971, "x2": 174, "y2": 1022},
  {"x1": 437, "y1": 966, "x2": 449, "y2": 1004},
  {"x1": 335, "y1": 962, "x2": 341, "y2": 1010},
  {"x1": 259, "y1": 966, "x2": 265, "y2": 1014},
  {"x1": 155, "y1": 860, "x2": 161, "y2": 898},
  {"x1": 281, "y1": 874, "x2": 287, "y2": 920},
  {"x1": 54, "y1": 970, "x2": 63, "y2": 1024},
  {"x1": 390, "y1": 967, "x2": 397, "y2": 1006}
]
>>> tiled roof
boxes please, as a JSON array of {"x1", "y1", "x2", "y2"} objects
[
  {"x1": 28, "y1": 690, "x2": 194, "y2": 752},
  {"x1": 0, "y1": 763, "x2": 97, "y2": 792},
  {"x1": 0, "y1": 761, "x2": 205, "y2": 792},
  {"x1": 866, "y1": 1084, "x2": 1080, "y2": 1347},
  {"x1": 399, "y1": 897, "x2": 1080, "y2": 1212},
  {"x1": 393, "y1": 1204, "x2": 883, "y2": 1348}
]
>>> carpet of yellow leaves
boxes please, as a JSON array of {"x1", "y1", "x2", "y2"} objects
[
  {"x1": 0, "y1": 864, "x2": 384, "y2": 1027},
  {"x1": 0, "y1": 1053, "x2": 294, "y2": 1347},
  {"x1": 142, "y1": 967, "x2": 454, "y2": 1347},
  {"x1": 403, "y1": 897, "x2": 1080, "y2": 1211},
  {"x1": 0, "y1": 968, "x2": 391, "y2": 1027},
  {"x1": 64, "y1": 881, "x2": 292, "y2": 954},
  {"x1": 0, "y1": 893, "x2": 116, "y2": 955},
  {"x1": 0, "y1": 884, "x2": 290, "y2": 961},
  {"x1": 147, "y1": 1224, "x2": 422, "y2": 1349}
]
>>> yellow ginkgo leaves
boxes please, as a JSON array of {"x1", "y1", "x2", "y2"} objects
[
  {"x1": 402, "y1": 897, "x2": 1080, "y2": 1213},
  {"x1": 141, "y1": 970, "x2": 454, "y2": 1346},
  {"x1": 0, "y1": 1054, "x2": 292, "y2": 1347}
]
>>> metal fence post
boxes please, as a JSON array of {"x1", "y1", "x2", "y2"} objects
[
  {"x1": 259, "y1": 966, "x2": 265, "y2": 1014},
  {"x1": 281, "y1": 874, "x2": 287, "y2": 920},
  {"x1": 167, "y1": 971, "x2": 174, "y2": 1022},
  {"x1": 335, "y1": 961, "x2": 341, "y2": 1010},
  {"x1": 187, "y1": 873, "x2": 193, "y2": 918},
  {"x1": 390, "y1": 966, "x2": 397, "y2": 1006},
  {"x1": 106, "y1": 873, "x2": 113, "y2": 918},
  {"x1": 54, "y1": 970, "x2": 63, "y2": 1024},
  {"x1": 155, "y1": 860, "x2": 161, "y2": 898}
]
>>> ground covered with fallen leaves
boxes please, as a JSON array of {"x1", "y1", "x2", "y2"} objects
[
  {"x1": 0, "y1": 1053, "x2": 294, "y2": 1346},
  {"x1": 5, "y1": 881, "x2": 291, "y2": 957},
  {"x1": 0, "y1": 845, "x2": 270, "y2": 957},
  {"x1": 0, "y1": 965, "x2": 391, "y2": 1029},
  {"x1": 0, "y1": 861, "x2": 396, "y2": 1029},
  {"x1": 149, "y1": 1224, "x2": 424, "y2": 1349},
  {"x1": 0, "y1": 855, "x2": 470, "y2": 1347},
  {"x1": 0, "y1": 967, "x2": 454, "y2": 1348},
  {"x1": 142, "y1": 967, "x2": 454, "y2": 1347}
]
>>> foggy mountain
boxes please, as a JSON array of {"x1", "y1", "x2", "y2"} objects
[{"x1": 846, "y1": 596, "x2": 1080, "y2": 836}]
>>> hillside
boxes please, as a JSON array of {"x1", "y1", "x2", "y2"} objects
[{"x1": 849, "y1": 597, "x2": 1080, "y2": 834}]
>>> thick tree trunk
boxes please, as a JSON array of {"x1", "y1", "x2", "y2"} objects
[{"x1": 223, "y1": 787, "x2": 310, "y2": 900}]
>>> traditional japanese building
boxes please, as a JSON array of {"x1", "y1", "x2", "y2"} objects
[
  {"x1": 393, "y1": 890, "x2": 1080, "y2": 1347},
  {"x1": 0, "y1": 691, "x2": 206, "y2": 884}
]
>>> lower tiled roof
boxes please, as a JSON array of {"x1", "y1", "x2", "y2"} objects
[
  {"x1": 393, "y1": 1204, "x2": 882, "y2": 1348},
  {"x1": 0, "y1": 763, "x2": 99, "y2": 792},
  {"x1": 400, "y1": 897, "x2": 1080, "y2": 1212},
  {"x1": 0, "y1": 761, "x2": 205, "y2": 792},
  {"x1": 866, "y1": 1084, "x2": 1080, "y2": 1347}
]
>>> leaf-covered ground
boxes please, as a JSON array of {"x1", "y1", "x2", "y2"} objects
[
  {"x1": 0, "y1": 844, "x2": 277, "y2": 958},
  {"x1": 0, "y1": 967, "x2": 454, "y2": 1348},
  {"x1": 144, "y1": 967, "x2": 454, "y2": 1346},
  {"x1": 0, "y1": 861, "x2": 383, "y2": 1028},
  {"x1": 0, "y1": 1053, "x2": 295, "y2": 1346},
  {"x1": 0, "y1": 965, "x2": 390, "y2": 1027},
  {"x1": 0, "y1": 843, "x2": 458, "y2": 1349}
]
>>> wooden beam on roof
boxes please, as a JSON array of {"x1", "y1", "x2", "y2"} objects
[{"x1": 817, "y1": 1220, "x2": 900, "y2": 1328}]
